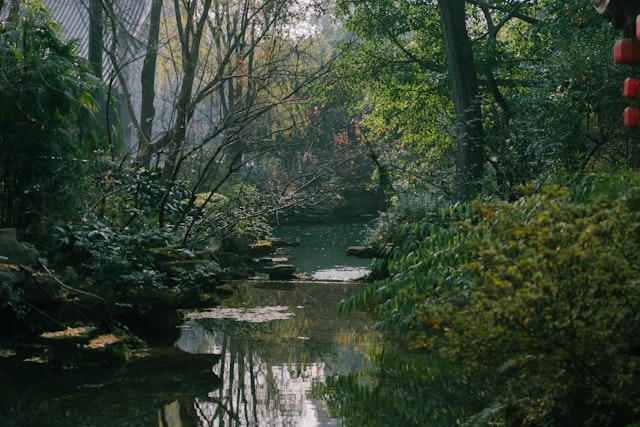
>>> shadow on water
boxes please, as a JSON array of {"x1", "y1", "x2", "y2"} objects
[{"x1": 0, "y1": 346, "x2": 222, "y2": 426}]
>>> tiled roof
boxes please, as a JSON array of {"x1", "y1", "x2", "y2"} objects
[{"x1": 2, "y1": 0, "x2": 151, "y2": 79}]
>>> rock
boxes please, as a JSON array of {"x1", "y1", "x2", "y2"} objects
[
  {"x1": 0, "y1": 228, "x2": 40, "y2": 269},
  {"x1": 346, "y1": 245, "x2": 376, "y2": 258},
  {"x1": 0, "y1": 266, "x2": 27, "y2": 286},
  {"x1": 268, "y1": 264, "x2": 296, "y2": 280},
  {"x1": 254, "y1": 256, "x2": 289, "y2": 264},
  {"x1": 248, "y1": 240, "x2": 274, "y2": 256},
  {"x1": 216, "y1": 251, "x2": 239, "y2": 267},
  {"x1": 81, "y1": 333, "x2": 129, "y2": 367},
  {"x1": 39, "y1": 326, "x2": 99, "y2": 341},
  {"x1": 222, "y1": 233, "x2": 252, "y2": 255},
  {"x1": 39, "y1": 326, "x2": 100, "y2": 367},
  {"x1": 266, "y1": 237, "x2": 299, "y2": 248},
  {"x1": 39, "y1": 327, "x2": 135, "y2": 368},
  {"x1": 148, "y1": 247, "x2": 196, "y2": 263}
]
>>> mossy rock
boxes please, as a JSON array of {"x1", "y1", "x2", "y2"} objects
[
  {"x1": 346, "y1": 245, "x2": 376, "y2": 258},
  {"x1": 80, "y1": 334, "x2": 129, "y2": 367},
  {"x1": 248, "y1": 240, "x2": 274, "y2": 256},
  {"x1": 39, "y1": 326, "x2": 100, "y2": 367},
  {"x1": 268, "y1": 264, "x2": 296, "y2": 280}
]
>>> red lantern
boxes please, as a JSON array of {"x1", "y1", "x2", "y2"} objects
[
  {"x1": 624, "y1": 77, "x2": 640, "y2": 99},
  {"x1": 624, "y1": 107, "x2": 640, "y2": 128},
  {"x1": 614, "y1": 39, "x2": 640, "y2": 65}
]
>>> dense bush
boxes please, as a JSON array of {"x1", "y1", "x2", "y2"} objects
[
  {"x1": 346, "y1": 172, "x2": 640, "y2": 426},
  {"x1": 0, "y1": 3, "x2": 102, "y2": 234},
  {"x1": 50, "y1": 219, "x2": 174, "y2": 299},
  {"x1": 446, "y1": 183, "x2": 640, "y2": 426}
]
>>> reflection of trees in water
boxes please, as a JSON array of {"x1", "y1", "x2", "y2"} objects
[
  {"x1": 187, "y1": 319, "x2": 327, "y2": 426},
  {"x1": 0, "y1": 284, "x2": 373, "y2": 426},
  {"x1": 177, "y1": 287, "x2": 371, "y2": 425},
  {"x1": 312, "y1": 344, "x2": 486, "y2": 427}
]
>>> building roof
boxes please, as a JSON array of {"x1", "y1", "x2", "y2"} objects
[{"x1": 1, "y1": 0, "x2": 152, "y2": 79}]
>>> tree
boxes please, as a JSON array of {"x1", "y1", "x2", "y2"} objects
[
  {"x1": 437, "y1": 0, "x2": 485, "y2": 199},
  {"x1": 93, "y1": 0, "x2": 337, "y2": 243},
  {"x1": 0, "y1": 1, "x2": 102, "y2": 235},
  {"x1": 88, "y1": 0, "x2": 103, "y2": 77},
  {"x1": 335, "y1": 0, "x2": 485, "y2": 199},
  {"x1": 138, "y1": 0, "x2": 163, "y2": 169}
]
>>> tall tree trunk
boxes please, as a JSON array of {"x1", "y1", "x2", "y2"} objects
[
  {"x1": 437, "y1": 0, "x2": 485, "y2": 200},
  {"x1": 88, "y1": 0, "x2": 103, "y2": 78},
  {"x1": 138, "y1": 0, "x2": 163, "y2": 169}
]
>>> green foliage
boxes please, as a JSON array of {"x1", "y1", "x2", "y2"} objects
[
  {"x1": 0, "y1": 1, "x2": 104, "y2": 233},
  {"x1": 325, "y1": 0, "x2": 462, "y2": 195},
  {"x1": 486, "y1": 2, "x2": 629, "y2": 192},
  {"x1": 53, "y1": 218, "x2": 174, "y2": 298},
  {"x1": 178, "y1": 183, "x2": 273, "y2": 246},
  {"x1": 314, "y1": 343, "x2": 484, "y2": 427},
  {"x1": 84, "y1": 158, "x2": 190, "y2": 232},
  {"x1": 339, "y1": 191, "x2": 474, "y2": 324},
  {"x1": 330, "y1": 0, "x2": 630, "y2": 199},
  {"x1": 439, "y1": 180, "x2": 640, "y2": 426},
  {"x1": 355, "y1": 172, "x2": 640, "y2": 426}
]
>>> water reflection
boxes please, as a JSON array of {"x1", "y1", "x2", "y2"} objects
[
  {"x1": 0, "y1": 279, "x2": 480, "y2": 426},
  {"x1": 175, "y1": 281, "x2": 373, "y2": 427},
  {"x1": 0, "y1": 281, "x2": 372, "y2": 427},
  {"x1": 0, "y1": 346, "x2": 222, "y2": 426}
]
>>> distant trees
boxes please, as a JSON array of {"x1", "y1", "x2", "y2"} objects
[
  {"x1": 0, "y1": 0, "x2": 377, "y2": 245},
  {"x1": 95, "y1": 0, "x2": 344, "y2": 243}
]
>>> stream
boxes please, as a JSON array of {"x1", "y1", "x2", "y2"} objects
[
  {"x1": 270, "y1": 223, "x2": 373, "y2": 281},
  {"x1": 0, "y1": 224, "x2": 477, "y2": 426}
]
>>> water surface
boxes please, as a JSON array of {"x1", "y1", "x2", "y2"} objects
[
  {"x1": 0, "y1": 223, "x2": 478, "y2": 426},
  {"x1": 0, "y1": 281, "x2": 375, "y2": 427},
  {"x1": 176, "y1": 281, "x2": 375, "y2": 426},
  {"x1": 273, "y1": 223, "x2": 372, "y2": 281}
]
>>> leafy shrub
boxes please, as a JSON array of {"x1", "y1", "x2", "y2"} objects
[
  {"x1": 437, "y1": 183, "x2": 640, "y2": 426},
  {"x1": 340, "y1": 191, "x2": 473, "y2": 322},
  {"x1": 0, "y1": 2, "x2": 103, "y2": 234},
  {"x1": 178, "y1": 184, "x2": 273, "y2": 246},
  {"x1": 346, "y1": 172, "x2": 640, "y2": 426},
  {"x1": 84, "y1": 158, "x2": 190, "y2": 232},
  {"x1": 52, "y1": 218, "x2": 175, "y2": 298}
]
